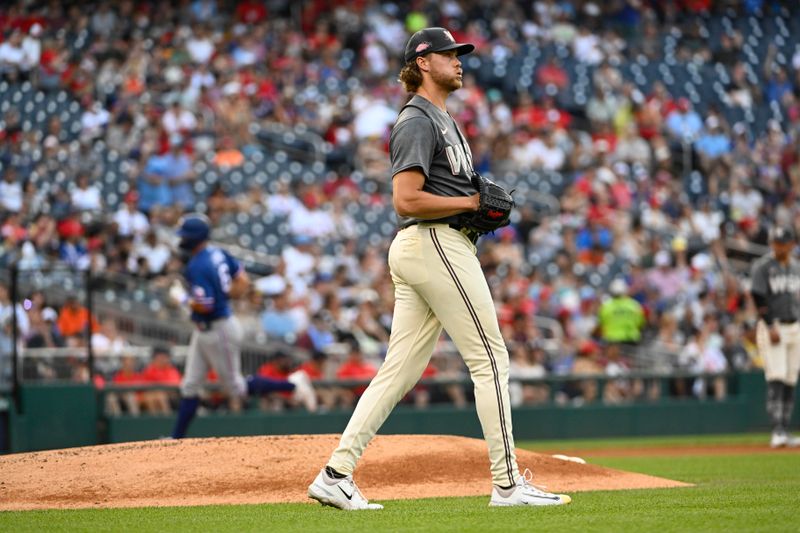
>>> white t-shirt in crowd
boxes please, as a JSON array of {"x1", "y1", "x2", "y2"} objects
[
  {"x1": 133, "y1": 242, "x2": 171, "y2": 274},
  {"x1": 162, "y1": 108, "x2": 197, "y2": 134},
  {"x1": 81, "y1": 107, "x2": 111, "y2": 137},
  {"x1": 691, "y1": 210, "x2": 724, "y2": 243},
  {"x1": 113, "y1": 207, "x2": 150, "y2": 237},
  {"x1": 186, "y1": 37, "x2": 214, "y2": 64},
  {"x1": 0, "y1": 42, "x2": 25, "y2": 68},
  {"x1": 266, "y1": 193, "x2": 302, "y2": 217},
  {"x1": 91, "y1": 333, "x2": 127, "y2": 356},
  {"x1": 21, "y1": 36, "x2": 41, "y2": 69},
  {"x1": 71, "y1": 186, "x2": 103, "y2": 211},
  {"x1": 0, "y1": 180, "x2": 23, "y2": 212}
]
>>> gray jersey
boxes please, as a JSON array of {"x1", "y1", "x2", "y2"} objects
[
  {"x1": 390, "y1": 94, "x2": 477, "y2": 228},
  {"x1": 750, "y1": 254, "x2": 800, "y2": 322}
]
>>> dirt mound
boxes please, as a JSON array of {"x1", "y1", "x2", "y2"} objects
[{"x1": 0, "y1": 435, "x2": 691, "y2": 511}]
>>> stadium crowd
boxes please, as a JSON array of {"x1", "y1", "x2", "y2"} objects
[{"x1": 2, "y1": 0, "x2": 800, "y2": 410}]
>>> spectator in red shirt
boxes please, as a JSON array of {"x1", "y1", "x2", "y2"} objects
[
  {"x1": 536, "y1": 58, "x2": 569, "y2": 92},
  {"x1": 336, "y1": 339, "x2": 377, "y2": 407},
  {"x1": 257, "y1": 352, "x2": 292, "y2": 380},
  {"x1": 532, "y1": 96, "x2": 572, "y2": 131},
  {"x1": 306, "y1": 20, "x2": 340, "y2": 54},
  {"x1": 140, "y1": 347, "x2": 182, "y2": 414},
  {"x1": 108, "y1": 355, "x2": 145, "y2": 415},
  {"x1": 298, "y1": 351, "x2": 324, "y2": 381},
  {"x1": 235, "y1": 0, "x2": 267, "y2": 24},
  {"x1": 257, "y1": 352, "x2": 294, "y2": 410}
]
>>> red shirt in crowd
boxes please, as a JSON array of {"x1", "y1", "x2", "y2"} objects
[
  {"x1": 112, "y1": 369, "x2": 144, "y2": 386},
  {"x1": 258, "y1": 362, "x2": 292, "y2": 398},
  {"x1": 258, "y1": 362, "x2": 290, "y2": 380},
  {"x1": 298, "y1": 361, "x2": 324, "y2": 381},
  {"x1": 336, "y1": 356, "x2": 377, "y2": 396},
  {"x1": 140, "y1": 362, "x2": 181, "y2": 386},
  {"x1": 235, "y1": 1, "x2": 267, "y2": 24},
  {"x1": 110, "y1": 366, "x2": 145, "y2": 406},
  {"x1": 536, "y1": 63, "x2": 569, "y2": 91}
]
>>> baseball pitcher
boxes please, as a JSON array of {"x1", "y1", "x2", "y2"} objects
[
  {"x1": 308, "y1": 27, "x2": 571, "y2": 510},
  {"x1": 750, "y1": 226, "x2": 800, "y2": 448}
]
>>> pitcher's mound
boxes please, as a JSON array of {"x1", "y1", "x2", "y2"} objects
[{"x1": 0, "y1": 434, "x2": 691, "y2": 510}]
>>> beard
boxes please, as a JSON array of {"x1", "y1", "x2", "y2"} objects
[{"x1": 430, "y1": 68, "x2": 462, "y2": 92}]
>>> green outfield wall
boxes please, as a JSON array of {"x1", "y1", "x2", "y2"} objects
[
  {"x1": 2, "y1": 371, "x2": 796, "y2": 453},
  {"x1": 8, "y1": 383, "x2": 98, "y2": 452}
]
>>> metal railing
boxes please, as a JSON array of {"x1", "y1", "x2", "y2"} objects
[
  {"x1": 94, "y1": 369, "x2": 734, "y2": 416},
  {"x1": 0, "y1": 265, "x2": 294, "y2": 413}
]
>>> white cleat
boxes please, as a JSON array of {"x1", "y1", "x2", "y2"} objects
[
  {"x1": 288, "y1": 370, "x2": 318, "y2": 412},
  {"x1": 785, "y1": 433, "x2": 800, "y2": 448},
  {"x1": 308, "y1": 468, "x2": 384, "y2": 510},
  {"x1": 490, "y1": 469, "x2": 572, "y2": 507},
  {"x1": 770, "y1": 430, "x2": 789, "y2": 448}
]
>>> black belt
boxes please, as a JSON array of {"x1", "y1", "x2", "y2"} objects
[
  {"x1": 401, "y1": 221, "x2": 480, "y2": 244},
  {"x1": 777, "y1": 319, "x2": 799, "y2": 325}
]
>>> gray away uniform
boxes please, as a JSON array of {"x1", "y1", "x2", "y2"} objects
[{"x1": 750, "y1": 253, "x2": 800, "y2": 434}]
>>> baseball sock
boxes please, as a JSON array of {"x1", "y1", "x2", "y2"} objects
[
  {"x1": 767, "y1": 381, "x2": 785, "y2": 432},
  {"x1": 246, "y1": 375, "x2": 296, "y2": 395},
  {"x1": 172, "y1": 397, "x2": 200, "y2": 439},
  {"x1": 325, "y1": 466, "x2": 348, "y2": 479},
  {"x1": 781, "y1": 384, "x2": 796, "y2": 430}
]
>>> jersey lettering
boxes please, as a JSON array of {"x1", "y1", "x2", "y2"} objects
[
  {"x1": 768, "y1": 274, "x2": 800, "y2": 294},
  {"x1": 217, "y1": 263, "x2": 232, "y2": 292},
  {"x1": 185, "y1": 246, "x2": 240, "y2": 322},
  {"x1": 445, "y1": 144, "x2": 472, "y2": 176},
  {"x1": 191, "y1": 285, "x2": 214, "y2": 306},
  {"x1": 210, "y1": 249, "x2": 232, "y2": 293}
]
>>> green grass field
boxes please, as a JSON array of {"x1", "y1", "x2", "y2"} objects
[{"x1": 2, "y1": 434, "x2": 798, "y2": 533}]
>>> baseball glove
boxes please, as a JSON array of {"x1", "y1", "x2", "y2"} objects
[{"x1": 465, "y1": 173, "x2": 515, "y2": 234}]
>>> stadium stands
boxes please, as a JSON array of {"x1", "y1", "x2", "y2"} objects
[{"x1": 1, "y1": 0, "x2": 799, "y2": 410}]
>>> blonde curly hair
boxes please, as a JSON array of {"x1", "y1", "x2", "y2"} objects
[{"x1": 398, "y1": 61, "x2": 423, "y2": 93}]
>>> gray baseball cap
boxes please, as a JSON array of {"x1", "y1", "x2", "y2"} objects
[
  {"x1": 404, "y1": 27, "x2": 475, "y2": 63},
  {"x1": 770, "y1": 226, "x2": 796, "y2": 243}
]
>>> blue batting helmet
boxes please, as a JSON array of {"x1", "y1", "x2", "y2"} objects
[{"x1": 177, "y1": 214, "x2": 210, "y2": 250}]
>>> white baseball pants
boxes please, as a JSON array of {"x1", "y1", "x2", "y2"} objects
[
  {"x1": 757, "y1": 320, "x2": 800, "y2": 385},
  {"x1": 328, "y1": 223, "x2": 519, "y2": 487}
]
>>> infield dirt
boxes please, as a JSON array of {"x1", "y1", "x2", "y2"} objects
[{"x1": 0, "y1": 434, "x2": 691, "y2": 510}]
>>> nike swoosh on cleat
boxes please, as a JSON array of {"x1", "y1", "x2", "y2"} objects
[
  {"x1": 339, "y1": 486, "x2": 353, "y2": 500},
  {"x1": 522, "y1": 495, "x2": 561, "y2": 502},
  {"x1": 441, "y1": 128, "x2": 448, "y2": 135}
]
